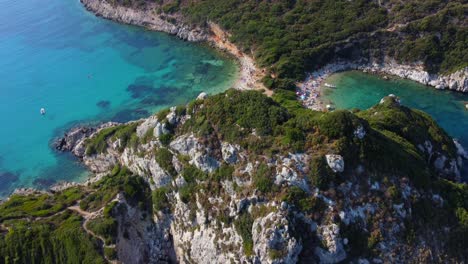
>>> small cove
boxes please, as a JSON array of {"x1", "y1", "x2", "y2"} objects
[
  {"x1": 322, "y1": 71, "x2": 468, "y2": 178},
  {"x1": 0, "y1": 0, "x2": 238, "y2": 196}
]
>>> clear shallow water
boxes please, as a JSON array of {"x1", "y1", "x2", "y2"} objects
[
  {"x1": 0, "y1": 0, "x2": 238, "y2": 196},
  {"x1": 323, "y1": 71, "x2": 468, "y2": 178}
]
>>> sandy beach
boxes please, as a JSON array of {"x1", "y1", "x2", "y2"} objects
[
  {"x1": 298, "y1": 61, "x2": 381, "y2": 111},
  {"x1": 296, "y1": 62, "x2": 356, "y2": 111},
  {"x1": 208, "y1": 23, "x2": 271, "y2": 96}
]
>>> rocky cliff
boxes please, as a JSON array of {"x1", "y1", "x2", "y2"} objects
[
  {"x1": 81, "y1": 0, "x2": 208, "y2": 42},
  {"x1": 313, "y1": 59, "x2": 468, "y2": 93},
  {"x1": 42, "y1": 90, "x2": 467, "y2": 263}
]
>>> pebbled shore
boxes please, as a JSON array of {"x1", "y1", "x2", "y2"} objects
[{"x1": 299, "y1": 59, "x2": 468, "y2": 110}]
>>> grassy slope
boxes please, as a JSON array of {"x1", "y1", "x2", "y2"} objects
[{"x1": 0, "y1": 166, "x2": 152, "y2": 263}]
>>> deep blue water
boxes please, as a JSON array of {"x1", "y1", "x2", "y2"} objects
[
  {"x1": 323, "y1": 71, "x2": 468, "y2": 178},
  {"x1": 0, "y1": 0, "x2": 237, "y2": 196}
]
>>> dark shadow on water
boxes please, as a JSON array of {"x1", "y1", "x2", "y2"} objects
[
  {"x1": 96, "y1": 100, "x2": 111, "y2": 109},
  {"x1": 0, "y1": 171, "x2": 20, "y2": 197},
  {"x1": 33, "y1": 152, "x2": 90, "y2": 190},
  {"x1": 33, "y1": 178, "x2": 57, "y2": 189},
  {"x1": 111, "y1": 108, "x2": 150, "y2": 123},
  {"x1": 127, "y1": 84, "x2": 155, "y2": 99}
]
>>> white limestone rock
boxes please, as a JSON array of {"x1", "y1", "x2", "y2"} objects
[
  {"x1": 252, "y1": 211, "x2": 302, "y2": 264},
  {"x1": 314, "y1": 223, "x2": 347, "y2": 264},
  {"x1": 154, "y1": 122, "x2": 170, "y2": 137},
  {"x1": 354, "y1": 125, "x2": 366, "y2": 139},
  {"x1": 170, "y1": 133, "x2": 220, "y2": 172},
  {"x1": 166, "y1": 107, "x2": 178, "y2": 125},
  {"x1": 197, "y1": 92, "x2": 208, "y2": 100},
  {"x1": 454, "y1": 139, "x2": 468, "y2": 159},
  {"x1": 221, "y1": 142, "x2": 240, "y2": 164},
  {"x1": 136, "y1": 115, "x2": 158, "y2": 138},
  {"x1": 326, "y1": 154, "x2": 345, "y2": 173}
]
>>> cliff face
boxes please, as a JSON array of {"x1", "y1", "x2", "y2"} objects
[
  {"x1": 50, "y1": 90, "x2": 467, "y2": 263},
  {"x1": 314, "y1": 59, "x2": 468, "y2": 93}
]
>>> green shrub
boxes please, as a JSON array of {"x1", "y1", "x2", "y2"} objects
[
  {"x1": 341, "y1": 223, "x2": 369, "y2": 257},
  {"x1": 104, "y1": 246, "x2": 117, "y2": 260},
  {"x1": 234, "y1": 212, "x2": 254, "y2": 256},
  {"x1": 103, "y1": 201, "x2": 118, "y2": 218},
  {"x1": 162, "y1": 1, "x2": 180, "y2": 13},
  {"x1": 79, "y1": 166, "x2": 151, "y2": 212},
  {"x1": 182, "y1": 165, "x2": 206, "y2": 183},
  {"x1": 212, "y1": 164, "x2": 234, "y2": 182},
  {"x1": 159, "y1": 133, "x2": 173, "y2": 146},
  {"x1": 112, "y1": 122, "x2": 140, "y2": 152},
  {"x1": 455, "y1": 208, "x2": 468, "y2": 229},
  {"x1": 155, "y1": 147, "x2": 177, "y2": 176},
  {"x1": 121, "y1": 175, "x2": 152, "y2": 210},
  {"x1": 85, "y1": 126, "x2": 119, "y2": 155},
  {"x1": 156, "y1": 108, "x2": 170, "y2": 121},
  {"x1": 85, "y1": 123, "x2": 140, "y2": 155},
  {"x1": 183, "y1": 89, "x2": 288, "y2": 137},
  {"x1": 282, "y1": 186, "x2": 326, "y2": 213},
  {"x1": 0, "y1": 187, "x2": 85, "y2": 221},
  {"x1": 253, "y1": 164, "x2": 274, "y2": 193},
  {"x1": 0, "y1": 213, "x2": 106, "y2": 263},
  {"x1": 86, "y1": 217, "x2": 118, "y2": 245},
  {"x1": 281, "y1": 126, "x2": 305, "y2": 151},
  {"x1": 387, "y1": 185, "x2": 402, "y2": 203},
  {"x1": 269, "y1": 248, "x2": 287, "y2": 260},
  {"x1": 152, "y1": 187, "x2": 171, "y2": 211},
  {"x1": 179, "y1": 183, "x2": 198, "y2": 204},
  {"x1": 309, "y1": 156, "x2": 334, "y2": 190}
]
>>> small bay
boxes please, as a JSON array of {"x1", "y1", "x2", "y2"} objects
[
  {"x1": 0, "y1": 0, "x2": 238, "y2": 196},
  {"x1": 323, "y1": 71, "x2": 468, "y2": 178}
]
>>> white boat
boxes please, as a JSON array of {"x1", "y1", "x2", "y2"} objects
[
  {"x1": 324, "y1": 83, "x2": 336, "y2": 88},
  {"x1": 40, "y1": 108, "x2": 46, "y2": 115}
]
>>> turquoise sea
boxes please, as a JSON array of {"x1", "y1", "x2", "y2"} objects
[
  {"x1": 0, "y1": 0, "x2": 237, "y2": 196},
  {"x1": 323, "y1": 71, "x2": 468, "y2": 178}
]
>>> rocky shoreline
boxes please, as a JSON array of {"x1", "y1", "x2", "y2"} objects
[
  {"x1": 80, "y1": 0, "x2": 266, "y2": 93},
  {"x1": 81, "y1": 0, "x2": 467, "y2": 104},
  {"x1": 299, "y1": 59, "x2": 468, "y2": 110}
]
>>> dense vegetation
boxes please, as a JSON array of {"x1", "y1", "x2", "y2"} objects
[
  {"x1": 0, "y1": 212, "x2": 106, "y2": 264},
  {"x1": 182, "y1": 89, "x2": 455, "y2": 186},
  {"x1": 0, "y1": 165, "x2": 152, "y2": 263},
  {"x1": 128, "y1": 0, "x2": 468, "y2": 89}
]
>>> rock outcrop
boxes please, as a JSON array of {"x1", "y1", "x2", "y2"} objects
[
  {"x1": 81, "y1": 0, "x2": 208, "y2": 42},
  {"x1": 51, "y1": 88, "x2": 468, "y2": 264},
  {"x1": 325, "y1": 154, "x2": 345, "y2": 173},
  {"x1": 310, "y1": 60, "x2": 468, "y2": 93}
]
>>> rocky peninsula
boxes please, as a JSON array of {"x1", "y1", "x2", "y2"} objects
[
  {"x1": 3, "y1": 90, "x2": 467, "y2": 263},
  {"x1": 1, "y1": 1, "x2": 468, "y2": 263}
]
